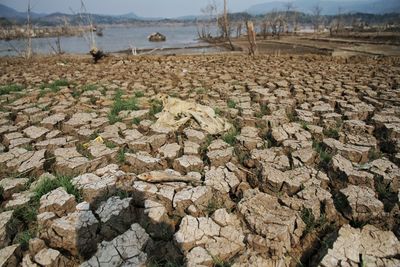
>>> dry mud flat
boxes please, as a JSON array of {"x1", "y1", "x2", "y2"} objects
[{"x1": 0, "y1": 54, "x2": 399, "y2": 266}]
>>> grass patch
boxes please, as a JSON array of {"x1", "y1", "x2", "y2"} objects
[
  {"x1": 287, "y1": 110, "x2": 297, "y2": 122},
  {"x1": 104, "y1": 140, "x2": 117, "y2": 149},
  {"x1": 205, "y1": 196, "x2": 224, "y2": 216},
  {"x1": 214, "y1": 107, "x2": 222, "y2": 115},
  {"x1": 300, "y1": 121, "x2": 310, "y2": 131},
  {"x1": 375, "y1": 180, "x2": 391, "y2": 199},
  {"x1": 134, "y1": 91, "x2": 145, "y2": 98},
  {"x1": 0, "y1": 84, "x2": 24, "y2": 95},
  {"x1": 117, "y1": 147, "x2": 127, "y2": 164},
  {"x1": 13, "y1": 204, "x2": 38, "y2": 225},
  {"x1": 313, "y1": 141, "x2": 333, "y2": 170},
  {"x1": 255, "y1": 104, "x2": 271, "y2": 118},
  {"x1": 149, "y1": 99, "x2": 163, "y2": 117},
  {"x1": 368, "y1": 148, "x2": 382, "y2": 161},
  {"x1": 222, "y1": 127, "x2": 238, "y2": 146},
  {"x1": 199, "y1": 135, "x2": 213, "y2": 157},
  {"x1": 323, "y1": 128, "x2": 340, "y2": 140},
  {"x1": 195, "y1": 87, "x2": 206, "y2": 94},
  {"x1": 76, "y1": 143, "x2": 94, "y2": 160},
  {"x1": 15, "y1": 229, "x2": 35, "y2": 250},
  {"x1": 89, "y1": 95, "x2": 97, "y2": 105},
  {"x1": 108, "y1": 89, "x2": 139, "y2": 124},
  {"x1": 82, "y1": 84, "x2": 97, "y2": 92},
  {"x1": 33, "y1": 175, "x2": 82, "y2": 202},
  {"x1": 132, "y1": 117, "x2": 141, "y2": 125},
  {"x1": 40, "y1": 79, "x2": 69, "y2": 93},
  {"x1": 234, "y1": 147, "x2": 251, "y2": 166},
  {"x1": 300, "y1": 208, "x2": 329, "y2": 235},
  {"x1": 212, "y1": 256, "x2": 232, "y2": 267},
  {"x1": 227, "y1": 99, "x2": 237, "y2": 109}
]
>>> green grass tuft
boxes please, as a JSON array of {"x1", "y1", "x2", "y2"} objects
[
  {"x1": 108, "y1": 90, "x2": 139, "y2": 124},
  {"x1": 134, "y1": 91, "x2": 145, "y2": 98},
  {"x1": 0, "y1": 84, "x2": 24, "y2": 95},
  {"x1": 313, "y1": 141, "x2": 333, "y2": 170},
  {"x1": 222, "y1": 127, "x2": 238, "y2": 146},
  {"x1": 323, "y1": 128, "x2": 340, "y2": 140},
  {"x1": 33, "y1": 175, "x2": 82, "y2": 202},
  {"x1": 227, "y1": 99, "x2": 237, "y2": 109},
  {"x1": 15, "y1": 229, "x2": 35, "y2": 250},
  {"x1": 149, "y1": 99, "x2": 163, "y2": 117}
]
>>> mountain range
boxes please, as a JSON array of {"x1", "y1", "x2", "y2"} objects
[
  {"x1": 247, "y1": 0, "x2": 400, "y2": 15},
  {"x1": 1, "y1": 1, "x2": 399, "y2": 24}
]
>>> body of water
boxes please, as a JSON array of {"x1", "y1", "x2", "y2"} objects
[{"x1": 0, "y1": 25, "x2": 214, "y2": 56}]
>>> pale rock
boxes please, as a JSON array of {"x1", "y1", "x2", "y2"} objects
[
  {"x1": 173, "y1": 155, "x2": 204, "y2": 174},
  {"x1": 39, "y1": 187, "x2": 77, "y2": 217},
  {"x1": 95, "y1": 196, "x2": 135, "y2": 240},
  {"x1": 23, "y1": 126, "x2": 49, "y2": 140},
  {"x1": 81, "y1": 224, "x2": 149, "y2": 267}
]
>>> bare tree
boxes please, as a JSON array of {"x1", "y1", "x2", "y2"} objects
[
  {"x1": 266, "y1": 10, "x2": 286, "y2": 39},
  {"x1": 335, "y1": 7, "x2": 343, "y2": 34},
  {"x1": 199, "y1": 1, "x2": 218, "y2": 39},
  {"x1": 284, "y1": 2, "x2": 294, "y2": 34},
  {"x1": 312, "y1": 4, "x2": 323, "y2": 33},
  {"x1": 26, "y1": 0, "x2": 33, "y2": 59},
  {"x1": 222, "y1": 0, "x2": 234, "y2": 50}
]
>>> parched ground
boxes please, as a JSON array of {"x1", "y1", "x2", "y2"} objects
[{"x1": 0, "y1": 54, "x2": 399, "y2": 266}]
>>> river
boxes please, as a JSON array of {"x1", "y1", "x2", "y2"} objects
[{"x1": 0, "y1": 25, "x2": 219, "y2": 56}]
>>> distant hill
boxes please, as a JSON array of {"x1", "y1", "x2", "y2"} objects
[
  {"x1": 119, "y1": 12, "x2": 140, "y2": 19},
  {"x1": 247, "y1": 0, "x2": 400, "y2": 15},
  {"x1": 0, "y1": 3, "x2": 45, "y2": 19}
]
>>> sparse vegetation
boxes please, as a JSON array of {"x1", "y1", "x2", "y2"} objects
[
  {"x1": 196, "y1": 87, "x2": 206, "y2": 94},
  {"x1": 368, "y1": 148, "x2": 382, "y2": 161},
  {"x1": 82, "y1": 84, "x2": 97, "y2": 92},
  {"x1": 0, "y1": 84, "x2": 24, "y2": 95},
  {"x1": 108, "y1": 89, "x2": 139, "y2": 124},
  {"x1": 313, "y1": 141, "x2": 333, "y2": 169},
  {"x1": 323, "y1": 128, "x2": 340, "y2": 139},
  {"x1": 300, "y1": 208, "x2": 329, "y2": 234},
  {"x1": 222, "y1": 127, "x2": 238, "y2": 146},
  {"x1": 206, "y1": 196, "x2": 224, "y2": 215},
  {"x1": 255, "y1": 104, "x2": 271, "y2": 118},
  {"x1": 76, "y1": 143, "x2": 94, "y2": 159},
  {"x1": 104, "y1": 140, "x2": 117, "y2": 149},
  {"x1": 300, "y1": 121, "x2": 310, "y2": 130},
  {"x1": 214, "y1": 107, "x2": 222, "y2": 115},
  {"x1": 133, "y1": 117, "x2": 142, "y2": 125},
  {"x1": 227, "y1": 99, "x2": 237, "y2": 109},
  {"x1": 149, "y1": 99, "x2": 163, "y2": 117},
  {"x1": 15, "y1": 229, "x2": 35, "y2": 250},
  {"x1": 33, "y1": 175, "x2": 82, "y2": 202},
  {"x1": 212, "y1": 256, "x2": 232, "y2": 267},
  {"x1": 40, "y1": 79, "x2": 69, "y2": 92},
  {"x1": 135, "y1": 91, "x2": 145, "y2": 98}
]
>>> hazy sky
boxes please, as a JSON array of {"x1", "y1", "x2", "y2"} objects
[{"x1": 1, "y1": 0, "x2": 290, "y2": 17}]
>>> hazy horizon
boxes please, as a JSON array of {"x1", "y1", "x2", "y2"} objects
[{"x1": 0, "y1": 0, "x2": 374, "y2": 18}]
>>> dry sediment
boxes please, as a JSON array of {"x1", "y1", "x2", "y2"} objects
[{"x1": 0, "y1": 53, "x2": 399, "y2": 266}]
